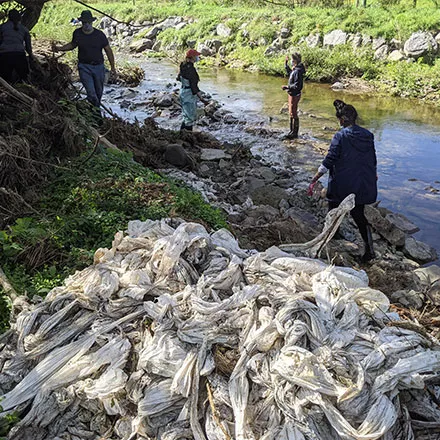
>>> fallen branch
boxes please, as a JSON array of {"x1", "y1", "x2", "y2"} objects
[
  {"x1": 0, "y1": 266, "x2": 18, "y2": 302},
  {"x1": 0, "y1": 188, "x2": 41, "y2": 216}
]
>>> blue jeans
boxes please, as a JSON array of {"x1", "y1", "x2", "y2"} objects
[{"x1": 78, "y1": 63, "x2": 105, "y2": 107}]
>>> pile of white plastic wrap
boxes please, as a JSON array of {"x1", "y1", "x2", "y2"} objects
[{"x1": 1, "y1": 203, "x2": 440, "y2": 440}]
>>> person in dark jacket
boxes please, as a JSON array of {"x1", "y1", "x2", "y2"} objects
[
  {"x1": 282, "y1": 52, "x2": 306, "y2": 139},
  {"x1": 53, "y1": 10, "x2": 116, "y2": 107},
  {"x1": 310, "y1": 100, "x2": 378, "y2": 262},
  {"x1": 0, "y1": 9, "x2": 33, "y2": 83},
  {"x1": 177, "y1": 49, "x2": 208, "y2": 131}
]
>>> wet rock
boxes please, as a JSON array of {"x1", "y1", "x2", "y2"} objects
[
  {"x1": 216, "y1": 23, "x2": 232, "y2": 37},
  {"x1": 372, "y1": 37, "x2": 387, "y2": 50},
  {"x1": 374, "y1": 45, "x2": 389, "y2": 60},
  {"x1": 119, "y1": 100, "x2": 132, "y2": 109},
  {"x1": 200, "y1": 149, "x2": 229, "y2": 161},
  {"x1": 129, "y1": 39, "x2": 154, "y2": 53},
  {"x1": 223, "y1": 114, "x2": 238, "y2": 124},
  {"x1": 250, "y1": 185, "x2": 289, "y2": 209},
  {"x1": 391, "y1": 290, "x2": 424, "y2": 309},
  {"x1": 280, "y1": 28, "x2": 291, "y2": 39},
  {"x1": 404, "y1": 31, "x2": 438, "y2": 57},
  {"x1": 385, "y1": 212, "x2": 419, "y2": 234},
  {"x1": 154, "y1": 94, "x2": 175, "y2": 107},
  {"x1": 414, "y1": 265, "x2": 440, "y2": 286},
  {"x1": 331, "y1": 82, "x2": 345, "y2": 90},
  {"x1": 388, "y1": 50, "x2": 405, "y2": 62},
  {"x1": 323, "y1": 30, "x2": 348, "y2": 47},
  {"x1": 164, "y1": 144, "x2": 191, "y2": 168},
  {"x1": 305, "y1": 33, "x2": 321, "y2": 48},
  {"x1": 364, "y1": 205, "x2": 406, "y2": 247},
  {"x1": 404, "y1": 236, "x2": 437, "y2": 264}
]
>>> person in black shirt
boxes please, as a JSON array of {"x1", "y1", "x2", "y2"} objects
[
  {"x1": 53, "y1": 10, "x2": 116, "y2": 107},
  {"x1": 282, "y1": 52, "x2": 306, "y2": 139},
  {"x1": 0, "y1": 9, "x2": 33, "y2": 83},
  {"x1": 177, "y1": 49, "x2": 207, "y2": 131}
]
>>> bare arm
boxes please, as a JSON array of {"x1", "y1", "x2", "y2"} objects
[
  {"x1": 104, "y1": 45, "x2": 116, "y2": 72},
  {"x1": 53, "y1": 42, "x2": 76, "y2": 52}
]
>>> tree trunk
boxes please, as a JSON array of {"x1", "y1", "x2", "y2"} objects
[{"x1": 21, "y1": 2, "x2": 44, "y2": 30}]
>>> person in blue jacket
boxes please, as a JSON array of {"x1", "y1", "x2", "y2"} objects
[
  {"x1": 310, "y1": 100, "x2": 377, "y2": 262},
  {"x1": 177, "y1": 49, "x2": 208, "y2": 131},
  {"x1": 282, "y1": 52, "x2": 306, "y2": 139}
]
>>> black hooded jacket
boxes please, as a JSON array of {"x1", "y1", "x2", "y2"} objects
[
  {"x1": 177, "y1": 61, "x2": 200, "y2": 95},
  {"x1": 323, "y1": 125, "x2": 377, "y2": 205},
  {"x1": 285, "y1": 62, "x2": 306, "y2": 96}
]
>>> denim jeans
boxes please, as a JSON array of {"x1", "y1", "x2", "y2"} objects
[{"x1": 78, "y1": 63, "x2": 105, "y2": 107}]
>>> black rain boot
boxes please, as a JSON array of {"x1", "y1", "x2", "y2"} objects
[
  {"x1": 361, "y1": 225, "x2": 376, "y2": 263},
  {"x1": 284, "y1": 117, "x2": 295, "y2": 139},
  {"x1": 292, "y1": 117, "x2": 299, "y2": 139},
  {"x1": 180, "y1": 121, "x2": 186, "y2": 131}
]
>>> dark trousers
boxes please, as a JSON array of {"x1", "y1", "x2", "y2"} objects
[
  {"x1": 0, "y1": 52, "x2": 29, "y2": 83},
  {"x1": 329, "y1": 201, "x2": 369, "y2": 243}
]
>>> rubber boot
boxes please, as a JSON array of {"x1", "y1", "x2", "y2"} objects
[
  {"x1": 292, "y1": 117, "x2": 299, "y2": 138},
  {"x1": 180, "y1": 121, "x2": 186, "y2": 131},
  {"x1": 361, "y1": 225, "x2": 376, "y2": 263},
  {"x1": 284, "y1": 117, "x2": 295, "y2": 139}
]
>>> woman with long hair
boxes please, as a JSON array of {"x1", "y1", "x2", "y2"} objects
[
  {"x1": 0, "y1": 9, "x2": 33, "y2": 83},
  {"x1": 310, "y1": 100, "x2": 378, "y2": 262}
]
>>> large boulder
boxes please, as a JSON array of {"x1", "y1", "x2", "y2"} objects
[
  {"x1": 404, "y1": 236, "x2": 437, "y2": 263},
  {"x1": 349, "y1": 33, "x2": 362, "y2": 49},
  {"x1": 197, "y1": 43, "x2": 215, "y2": 57},
  {"x1": 403, "y1": 31, "x2": 438, "y2": 57},
  {"x1": 305, "y1": 33, "x2": 321, "y2": 48},
  {"x1": 364, "y1": 205, "x2": 406, "y2": 247},
  {"x1": 388, "y1": 50, "x2": 405, "y2": 62},
  {"x1": 129, "y1": 39, "x2": 154, "y2": 53},
  {"x1": 250, "y1": 185, "x2": 289, "y2": 209},
  {"x1": 323, "y1": 30, "x2": 348, "y2": 47},
  {"x1": 216, "y1": 23, "x2": 232, "y2": 38},
  {"x1": 164, "y1": 144, "x2": 191, "y2": 168},
  {"x1": 145, "y1": 26, "x2": 161, "y2": 39},
  {"x1": 385, "y1": 212, "x2": 419, "y2": 234},
  {"x1": 374, "y1": 45, "x2": 389, "y2": 60},
  {"x1": 205, "y1": 39, "x2": 223, "y2": 53}
]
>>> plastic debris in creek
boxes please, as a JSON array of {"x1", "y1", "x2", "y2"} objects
[{"x1": 1, "y1": 195, "x2": 440, "y2": 440}]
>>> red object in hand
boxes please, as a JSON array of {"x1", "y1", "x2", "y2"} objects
[{"x1": 307, "y1": 181, "x2": 317, "y2": 196}]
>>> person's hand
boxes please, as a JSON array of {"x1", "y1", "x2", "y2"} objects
[
  {"x1": 307, "y1": 181, "x2": 317, "y2": 196},
  {"x1": 110, "y1": 69, "x2": 118, "y2": 80},
  {"x1": 282, "y1": 85, "x2": 288, "y2": 91},
  {"x1": 285, "y1": 55, "x2": 289, "y2": 63},
  {"x1": 51, "y1": 42, "x2": 60, "y2": 52}
]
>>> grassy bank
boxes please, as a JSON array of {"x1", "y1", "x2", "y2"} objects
[
  {"x1": 0, "y1": 149, "x2": 226, "y2": 331},
  {"x1": 33, "y1": 0, "x2": 440, "y2": 102}
]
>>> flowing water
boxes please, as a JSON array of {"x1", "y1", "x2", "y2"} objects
[{"x1": 104, "y1": 58, "x2": 440, "y2": 255}]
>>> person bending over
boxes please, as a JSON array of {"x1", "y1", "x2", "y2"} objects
[{"x1": 310, "y1": 100, "x2": 378, "y2": 263}]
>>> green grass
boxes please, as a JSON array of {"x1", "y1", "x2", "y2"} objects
[
  {"x1": 32, "y1": 0, "x2": 440, "y2": 101},
  {"x1": 0, "y1": 149, "x2": 226, "y2": 331}
]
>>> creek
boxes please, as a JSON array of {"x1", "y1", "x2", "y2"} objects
[{"x1": 103, "y1": 57, "x2": 440, "y2": 255}]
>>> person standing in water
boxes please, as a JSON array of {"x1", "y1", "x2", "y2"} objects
[
  {"x1": 282, "y1": 52, "x2": 306, "y2": 139},
  {"x1": 53, "y1": 10, "x2": 116, "y2": 107},
  {"x1": 310, "y1": 100, "x2": 378, "y2": 263},
  {"x1": 0, "y1": 9, "x2": 33, "y2": 83},
  {"x1": 177, "y1": 49, "x2": 208, "y2": 131}
]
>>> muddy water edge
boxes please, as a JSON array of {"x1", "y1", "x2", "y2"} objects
[{"x1": 102, "y1": 56, "x2": 439, "y2": 283}]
